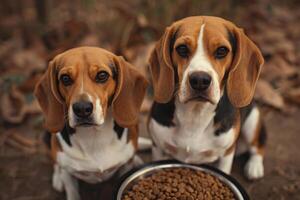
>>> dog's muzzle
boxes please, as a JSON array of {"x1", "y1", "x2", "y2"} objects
[
  {"x1": 72, "y1": 101, "x2": 95, "y2": 126},
  {"x1": 186, "y1": 71, "x2": 214, "y2": 103},
  {"x1": 73, "y1": 101, "x2": 93, "y2": 118},
  {"x1": 189, "y1": 71, "x2": 212, "y2": 91}
]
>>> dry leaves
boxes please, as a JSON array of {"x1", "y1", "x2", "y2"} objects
[
  {"x1": 124, "y1": 42, "x2": 155, "y2": 81},
  {"x1": 0, "y1": 129, "x2": 40, "y2": 154},
  {"x1": 0, "y1": 85, "x2": 41, "y2": 124},
  {"x1": 243, "y1": 4, "x2": 300, "y2": 109},
  {"x1": 255, "y1": 80, "x2": 284, "y2": 109},
  {"x1": 285, "y1": 88, "x2": 300, "y2": 105}
]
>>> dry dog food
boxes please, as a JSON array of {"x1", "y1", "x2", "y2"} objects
[{"x1": 122, "y1": 168, "x2": 236, "y2": 200}]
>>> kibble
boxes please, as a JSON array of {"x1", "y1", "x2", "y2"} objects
[{"x1": 122, "y1": 168, "x2": 236, "y2": 200}]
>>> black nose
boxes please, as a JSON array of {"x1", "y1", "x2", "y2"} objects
[
  {"x1": 72, "y1": 101, "x2": 93, "y2": 118},
  {"x1": 189, "y1": 72, "x2": 212, "y2": 91}
]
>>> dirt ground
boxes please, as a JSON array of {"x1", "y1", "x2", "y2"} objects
[{"x1": 1, "y1": 105, "x2": 300, "y2": 200}]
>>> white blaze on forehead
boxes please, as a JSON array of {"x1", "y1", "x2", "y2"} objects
[
  {"x1": 80, "y1": 73, "x2": 84, "y2": 94},
  {"x1": 189, "y1": 24, "x2": 210, "y2": 71},
  {"x1": 179, "y1": 24, "x2": 221, "y2": 104}
]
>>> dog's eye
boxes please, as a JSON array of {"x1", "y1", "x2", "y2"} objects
[
  {"x1": 214, "y1": 46, "x2": 229, "y2": 59},
  {"x1": 176, "y1": 45, "x2": 189, "y2": 58},
  {"x1": 60, "y1": 74, "x2": 73, "y2": 86},
  {"x1": 95, "y1": 71, "x2": 109, "y2": 83}
]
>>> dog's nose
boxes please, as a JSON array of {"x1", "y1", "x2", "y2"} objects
[
  {"x1": 189, "y1": 72, "x2": 212, "y2": 91},
  {"x1": 72, "y1": 101, "x2": 93, "y2": 118}
]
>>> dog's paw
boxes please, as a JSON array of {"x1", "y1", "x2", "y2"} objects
[
  {"x1": 244, "y1": 154, "x2": 264, "y2": 180},
  {"x1": 52, "y1": 165, "x2": 64, "y2": 192},
  {"x1": 52, "y1": 174, "x2": 64, "y2": 192}
]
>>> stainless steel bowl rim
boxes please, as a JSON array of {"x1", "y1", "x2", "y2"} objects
[{"x1": 116, "y1": 162, "x2": 248, "y2": 200}]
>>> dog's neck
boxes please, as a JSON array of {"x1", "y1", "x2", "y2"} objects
[
  {"x1": 56, "y1": 109, "x2": 135, "y2": 182},
  {"x1": 175, "y1": 100, "x2": 217, "y2": 133},
  {"x1": 150, "y1": 89, "x2": 238, "y2": 136}
]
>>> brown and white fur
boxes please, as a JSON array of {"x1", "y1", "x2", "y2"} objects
[
  {"x1": 148, "y1": 16, "x2": 266, "y2": 180},
  {"x1": 34, "y1": 47, "x2": 148, "y2": 200}
]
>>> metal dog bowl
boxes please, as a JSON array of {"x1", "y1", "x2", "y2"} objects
[{"x1": 114, "y1": 160, "x2": 249, "y2": 200}]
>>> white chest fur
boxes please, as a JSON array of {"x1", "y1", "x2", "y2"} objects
[
  {"x1": 56, "y1": 116, "x2": 135, "y2": 183},
  {"x1": 149, "y1": 100, "x2": 235, "y2": 164}
]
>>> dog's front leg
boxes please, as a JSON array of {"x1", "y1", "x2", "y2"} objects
[
  {"x1": 152, "y1": 145, "x2": 170, "y2": 161},
  {"x1": 52, "y1": 164, "x2": 64, "y2": 192},
  {"x1": 217, "y1": 147, "x2": 235, "y2": 174},
  {"x1": 55, "y1": 152, "x2": 82, "y2": 200},
  {"x1": 52, "y1": 164, "x2": 80, "y2": 200},
  {"x1": 61, "y1": 168, "x2": 80, "y2": 200},
  {"x1": 241, "y1": 107, "x2": 265, "y2": 180}
]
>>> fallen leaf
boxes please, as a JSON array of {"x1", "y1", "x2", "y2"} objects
[
  {"x1": 285, "y1": 88, "x2": 300, "y2": 105},
  {"x1": 78, "y1": 34, "x2": 100, "y2": 46},
  {"x1": 137, "y1": 14, "x2": 148, "y2": 27},
  {"x1": 124, "y1": 42, "x2": 155, "y2": 81},
  {"x1": 261, "y1": 56, "x2": 297, "y2": 82},
  {"x1": 0, "y1": 85, "x2": 26, "y2": 123},
  {"x1": 0, "y1": 85, "x2": 41, "y2": 124},
  {"x1": 18, "y1": 73, "x2": 43, "y2": 93},
  {"x1": 12, "y1": 50, "x2": 46, "y2": 72},
  {"x1": 255, "y1": 80, "x2": 285, "y2": 109}
]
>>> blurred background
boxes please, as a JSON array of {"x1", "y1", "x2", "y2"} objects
[{"x1": 0, "y1": 0, "x2": 299, "y2": 199}]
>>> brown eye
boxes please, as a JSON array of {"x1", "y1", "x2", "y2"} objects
[
  {"x1": 176, "y1": 44, "x2": 189, "y2": 58},
  {"x1": 95, "y1": 71, "x2": 109, "y2": 83},
  {"x1": 60, "y1": 74, "x2": 73, "y2": 86},
  {"x1": 214, "y1": 46, "x2": 229, "y2": 59}
]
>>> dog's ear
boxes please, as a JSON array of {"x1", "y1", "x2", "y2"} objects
[
  {"x1": 149, "y1": 25, "x2": 178, "y2": 103},
  {"x1": 112, "y1": 56, "x2": 148, "y2": 127},
  {"x1": 227, "y1": 26, "x2": 264, "y2": 108},
  {"x1": 34, "y1": 59, "x2": 65, "y2": 132}
]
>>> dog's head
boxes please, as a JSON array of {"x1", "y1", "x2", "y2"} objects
[
  {"x1": 149, "y1": 16, "x2": 264, "y2": 106},
  {"x1": 35, "y1": 47, "x2": 148, "y2": 132}
]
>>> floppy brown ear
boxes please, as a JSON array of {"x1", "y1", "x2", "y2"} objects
[
  {"x1": 149, "y1": 25, "x2": 178, "y2": 103},
  {"x1": 227, "y1": 27, "x2": 264, "y2": 108},
  {"x1": 112, "y1": 56, "x2": 148, "y2": 127},
  {"x1": 34, "y1": 60, "x2": 65, "y2": 132}
]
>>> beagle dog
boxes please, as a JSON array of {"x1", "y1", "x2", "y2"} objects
[
  {"x1": 148, "y1": 16, "x2": 266, "y2": 180},
  {"x1": 34, "y1": 47, "x2": 148, "y2": 200}
]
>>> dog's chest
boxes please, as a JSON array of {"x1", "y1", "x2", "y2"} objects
[
  {"x1": 175, "y1": 102, "x2": 216, "y2": 134},
  {"x1": 56, "y1": 119, "x2": 134, "y2": 183},
  {"x1": 149, "y1": 101, "x2": 236, "y2": 163}
]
